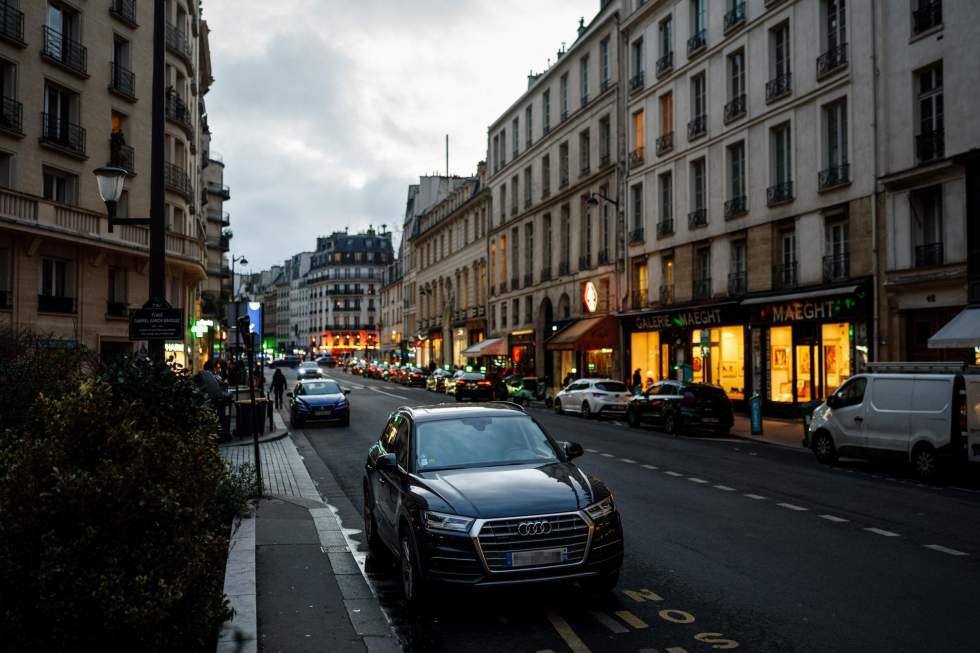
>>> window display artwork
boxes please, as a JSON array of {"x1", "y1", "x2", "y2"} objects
[
  {"x1": 769, "y1": 326, "x2": 793, "y2": 402},
  {"x1": 691, "y1": 327, "x2": 745, "y2": 400}
]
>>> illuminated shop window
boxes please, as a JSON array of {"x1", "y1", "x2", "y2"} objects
[
  {"x1": 630, "y1": 331, "x2": 661, "y2": 388},
  {"x1": 822, "y1": 322, "x2": 851, "y2": 395},
  {"x1": 769, "y1": 326, "x2": 793, "y2": 402},
  {"x1": 691, "y1": 327, "x2": 745, "y2": 399}
]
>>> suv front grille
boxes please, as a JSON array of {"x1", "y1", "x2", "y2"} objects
[{"x1": 477, "y1": 513, "x2": 590, "y2": 571}]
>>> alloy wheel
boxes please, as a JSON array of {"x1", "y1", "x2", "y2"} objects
[
  {"x1": 914, "y1": 447, "x2": 937, "y2": 480},
  {"x1": 400, "y1": 536, "x2": 414, "y2": 600},
  {"x1": 581, "y1": 402, "x2": 591, "y2": 419},
  {"x1": 665, "y1": 413, "x2": 677, "y2": 435}
]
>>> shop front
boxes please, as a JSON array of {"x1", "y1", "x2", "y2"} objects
[
  {"x1": 744, "y1": 283, "x2": 872, "y2": 416},
  {"x1": 508, "y1": 329, "x2": 536, "y2": 376},
  {"x1": 545, "y1": 315, "x2": 619, "y2": 385},
  {"x1": 461, "y1": 336, "x2": 507, "y2": 372},
  {"x1": 428, "y1": 328, "x2": 444, "y2": 368},
  {"x1": 622, "y1": 303, "x2": 746, "y2": 402}
]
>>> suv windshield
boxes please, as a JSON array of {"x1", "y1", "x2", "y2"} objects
[
  {"x1": 415, "y1": 416, "x2": 559, "y2": 471},
  {"x1": 298, "y1": 381, "x2": 340, "y2": 395}
]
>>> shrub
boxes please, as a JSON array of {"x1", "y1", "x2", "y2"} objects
[{"x1": 0, "y1": 355, "x2": 252, "y2": 652}]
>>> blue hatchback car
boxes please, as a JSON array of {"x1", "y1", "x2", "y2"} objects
[{"x1": 288, "y1": 379, "x2": 351, "y2": 428}]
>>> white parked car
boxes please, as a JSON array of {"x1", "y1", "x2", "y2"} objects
[
  {"x1": 806, "y1": 364, "x2": 979, "y2": 479},
  {"x1": 554, "y1": 378, "x2": 634, "y2": 419}
]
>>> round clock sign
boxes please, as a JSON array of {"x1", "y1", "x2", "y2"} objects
[{"x1": 582, "y1": 281, "x2": 599, "y2": 313}]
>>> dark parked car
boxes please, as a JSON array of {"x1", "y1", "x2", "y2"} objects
[
  {"x1": 288, "y1": 379, "x2": 351, "y2": 428},
  {"x1": 427, "y1": 369, "x2": 451, "y2": 392},
  {"x1": 316, "y1": 354, "x2": 337, "y2": 368},
  {"x1": 401, "y1": 367, "x2": 427, "y2": 387},
  {"x1": 271, "y1": 355, "x2": 300, "y2": 368},
  {"x1": 626, "y1": 381, "x2": 734, "y2": 436},
  {"x1": 453, "y1": 372, "x2": 495, "y2": 402},
  {"x1": 296, "y1": 361, "x2": 323, "y2": 380},
  {"x1": 362, "y1": 404, "x2": 623, "y2": 603}
]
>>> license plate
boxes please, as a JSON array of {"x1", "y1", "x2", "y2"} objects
[
  {"x1": 467, "y1": 384, "x2": 476, "y2": 389},
  {"x1": 702, "y1": 417, "x2": 718, "y2": 424},
  {"x1": 507, "y1": 548, "x2": 568, "y2": 568},
  {"x1": 316, "y1": 409, "x2": 332, "y2": 416}
]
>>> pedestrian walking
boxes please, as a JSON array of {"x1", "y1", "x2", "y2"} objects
[
  {"x1": 632, "y1": 368, "x2": 642, "y2": 391},
  {"x1": 271, "y1": 368, "x2": 287, "y2": 409}
]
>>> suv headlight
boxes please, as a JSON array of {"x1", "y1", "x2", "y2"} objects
[
  {"x1": 423, "y1": 510, "x2": 474, "y2": 534},
  {"x1": 584, "y1": 496, "x2": 615, "y2": 520}
]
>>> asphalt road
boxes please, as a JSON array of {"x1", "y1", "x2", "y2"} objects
[{"x1": 271, "y1": 366, "x2": 980, "y2": 653}]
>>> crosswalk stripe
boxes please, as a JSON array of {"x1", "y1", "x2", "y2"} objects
[
  {"x1": 614, "y1": 610, "x2": 649, "y2": 630},
  {"x1": 590, "y1": 610, "x2": 629, "y2": 634}
]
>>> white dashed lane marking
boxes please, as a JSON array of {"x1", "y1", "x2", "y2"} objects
[
  {"x1": 820, "y1": 514, "x2": 850, "y2": 523},
  {"x1": 744, "y1": 493, "x2": 767, "y2": 500},
  {"x1": 620, "y1": 458, "x2": 637, "y2": 464},
  {"x1": 777, "y1": 502, "x2": 809, "y2": 512},
  {"x1": 714, "y1": 484, "x2": 736, "y2": 491},
  {"x1": 688, "y1": 477, "x2": 709, "y2": 484},
  {"x1": 642, "y1": 464, "x2": 658, "y2": 470},
  {"x1": 600, "y1": 453, "x2": 615, "y2": 458},
  {"x1": 585, "y1": 448, "x2": 599, "y2": 453},
  {"x1": 664, "y1": 471, "x2": 684, "y2": 477},
  {"x1": 924, "y1": 544, "x2": 968, "y2": 557},
  {"x1": 865, "y1": 527, "x2": 901, "y2": 537}
]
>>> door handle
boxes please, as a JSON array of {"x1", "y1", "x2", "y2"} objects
[
  {"x1": 854, "y1": 417, "x2": 863, "y2": 423},
  {"x1": 378, "y1": 475, "x2": 387, "y2": 485}
]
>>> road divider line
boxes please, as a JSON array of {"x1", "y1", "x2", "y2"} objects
[
  {"x1": 744, "y1": 493, "x2": 767, "y2": 500},
  {"x1": 589, "y1": 610, "x2": 629, "y2": 634},
  {"x1": 688, "y1": 477, "x2": 709, "y2": 484},
  {"x1": 600, "y1": 453, "x2": 615, "y2": 458},
  {"x1": 546, "y1": 611, "x2": 592, "y2": 653},
  {"x1": 614, "y1": 610, "x2": 649, "y2": 630},
  {"x1": 713, "y1": 485, "x2": 735, "y2": 491},
  {"x1": 664, "y1": 471, "x2": 684, "y2": 477},
  {"x1": 819, "y1": 514, "x2": 849, "y2": 523},
  {"x1": 864, "y1": 527, "x2": 901, "y2": 537},
  {"x1": 777, "y1": 502, "x2": 808, "y2": 512},
  {"x1": 642, "y1": 464, "x2": 658, "y2": 470},
  {"x1": 368, "y1": 387, "x2": 410, "y2": 400},
  {"x1": 586, "y1": 448, "x2": 599, "y2": 453},
  {"x1": 924, "y1": 544, "x2": 968, "y2": 556},
  {"x1": 620, "y1": 458, "x2": 637, "y2": 464}
]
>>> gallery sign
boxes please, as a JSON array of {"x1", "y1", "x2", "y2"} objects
[
  {"x1": 627, "y1": 303, "x2": 740, "y2": 332},
  {"x1": 753, "y1": 295, "x2": 865, "y2": 325}
]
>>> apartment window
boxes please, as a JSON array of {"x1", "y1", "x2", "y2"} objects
[
  {"x1": 543, "y1": 214, "x2": 553, "y2": 274},
  {"x1": 659, "y1": 92, "x2": 673, "y2": 136},
  {"x1": 42, "y1": 82, "x2": 82, "y2": 154},
  {"x1": 689, "y1": 73, "x2": 706, "y2": 139},
  {"x1": 659, "y1": 171, "x2": 673, "y2": 227},
  {"x1": 730, "y1": 240, "x2": 747, "y2": 289},
  {"x1": 511, "y1": 227, "x2": 519, "y2": 285},
  {"x1": 108, "y1": 266, "x2": 127, "y2": 305},
  {"x1": 499, "y1": 186, "x2": 507, "y2": 221},
  {"x1": 525, "y1": 222, "x2": 534, "y2": 282},
  {"x1": 911, "y1": 185, "x2": 943, "y2": 267},
  {"x1": 44, "y1": 3, "x2": 83, "y2": 72},
  {"x1": 689, "y1": 0, "x2": 707, "y2": 53},
  {"x1": 916, "y1": 62, "x2": 944, "y2": 162},
  {"x1": 542, "y1": 89, "x2": 551, "y2": 132},
  {"x1": 492, "y1": 134, "x2": 500, "y2": 171},
  {"x1": 631, "y1": 37, "x2": 644, "y2": 86},
  {"x1": 778, "y1": 229, "x2": 797, "y2": 288},
  {"x1": 0, "y1": 59, "x2": 19, "y2": 135},
  {"x1": 689, "y1": 158, "x2": 707, "y2": 227},
  {"x1": 525, "y1": 105, "x2": 533, "y2": 147},
  {"x1": 512, "y1": 118, "x2": 519, "y2": 159},
  {"x1": 0, "y1": 247, "x2": 10, "y2": 307},
  {"x1": 580, "y1": 55, "x2": 590, "y2": 106},
  {"x1": 725, "y1": 142, "x2": 746, "y2": 220},
  {"x1": 769, "y1": 122, "x2": 793, "y2": 204},
  {"x1": 523, "y1": 166, "x2": 532, "y2": 206},
  {"x1": 724, "y1": 49, "x2": 746, "y2": 122},
  {"x1": 659, "y1": 17, "x2": 672, "y2": 59},
  {"x1": 579, "y1": 128, "x2": 590, "y2": 175},
  {"x1": 599, "y1": 115, "x2": 611, "y2": 165},
  {"x1": 600, "y1": 38, "x2": 610, "y2": 88},
  {"x1": 825, "y1": 219, "x2": 850, "y2": 281},
  {"x1": 820, "y1": 99, "x2": 849, "y2": 188},
  {"x1": 661, "y1": 256, "x2": 675, "y2": 303},
  {"x1": 541, "y1": 154, "x2": 551, "y2": 195},
  {"x1": 768, "y1": 22, "x2": 791, "y2": 102},
  {"x1": 525, "y1": 296, "x2": 534, "y2": 323},
  {"x1": 40, "y1": 257, "x2": 72, "y2": 300},
  {"x1": 560, "y1": 74, "x2": 569, "y2": 119},
  {"x1": 599, "y1": 184, "x2": 610, "y2": 258},
  {"x1": 560, "y1": 205, "x2": 571, "y2": 270},
  {"x1": 912, "y1": 0, "x2": 943, "y2": 35},
  {"x1": 825, "y1": 0, "x2": 846, "y2": 50},
  {"x1": 501, "y1": 301, "x2": 507, "y2": 327},
  {"x1": 42, "y1": 166, "x2": 77, "y2": 204},
  {"x1": 0, "y1": 151, "x2": 11, "y2": 188},
  {"x1": 510, "y1": 299, "x2": 518, "y2": 326},
  {"x1": 631, "y1": 184, "x2": 643, "y2": 232},
  {"x1": 694, "y1": 246, "x2": 711, "y2": 299},
  {"x1": 559, "y1": 141, "x2": 569, "y2": 187},
  {"x1": 500, "y1": 128, "x2": 506, "y2": 165},
  {"x1": 511, "y1": 175, "x2": 519, "y2": 214},
  {"x1": 490, "y1": 304, "x2": 496, "y2": 330}
]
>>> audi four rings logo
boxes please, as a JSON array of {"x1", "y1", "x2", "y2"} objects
[{"x1": 517, "y1": 521, "x2": 553, "y2": 536}]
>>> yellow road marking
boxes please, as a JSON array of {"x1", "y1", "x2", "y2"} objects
[
  {"x1": 658, "y1": 608, "x2": 696, "y2": 624},
  {"x1": 546, "y1": 612, "x2": 592, "y2": 653},
  {"x1": 666, "y1": 648, "x2": 690, "y2": 653},
  {"x1": 614, "y1": 610, "x2": 650, "y2": 629},
  {"x1": 624, "y1": 588, "x2": 665, "y2": 603},
  {"x1": 590, "y1": 610, "x2": 629, "y2": 634},
  {"x1": 535, "y1": 650, "x2": 557, "y2": 653}
]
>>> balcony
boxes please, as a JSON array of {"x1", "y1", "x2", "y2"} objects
[
  {"x1": 110, "y1": 142, "x2": 135, "y2": 175},
  {"x1": 600, "y1": 78, "x2": 611, "y2": 93},
  {"x1": 558, "y1": 261, "x2": 570, "y2": 276},
  {"x1": 38, "y1": 295, "x2": 76, "y2": 314},
  {"x1": 816, "y1": 42, "x2": 848, "y2": 79},
  {"x1": 581, "y1": 94, "x2": 589, "y2": 108},
  {"x1": 208, "y1": 181, "x2": 231, "y2": 200},
  {"x1": 630, "y1": 290, "x2": 647, "y2": 310},
  {"x1": 913, "y1": 1, "x2": 942, "y2": 35},
  {"x1": 599, "y1": 152, "x2": 611, "y2": 168},
  {"x1": 597, "y1": 249, "x2": 611, "y2": 265},
  {"x1": 579, "y1": 254, "x2": 592, "y2": 271},
  {"x1": 524, "y1": 197, "x2": 532, "y2": 210},
  {"x1": 728, "y1": 272, "x2": 747, "y2": 296},
  {"x1": 164, "y1": 162, "x2": 193, "y2": 200},
  {"x1": 165, "y1": 93, "x2": 193, "y2": 137},
  {"x1": 766, "y1": 72, "x2": 792, "y2": 103},
  {"x1": 165, "y1": 22, "x2": 193, "y2": 66},
  {"x1": 524, "y1": 272, "x2": 533, "y2": 287},
  {"x1": 580, "y1": 161, "x2": 591, "y2": 177},
  {"x1": 724, "y1": 94, "x2": 746, "y2": 123},
  {"x1": 693, "y1": 277, "x2": 712, "y2": 301},
  {"x1": 511, "y1": 275, "x2": 520, "y2": 291},
  {"x1": 916, "y1": 129, "x2": 945, "y2": 163},
  {"x1": 40, "y1": 114, "x2": 87, "y2": 159},
  {"x1": 724, "y1": 2, "x2": 747, "y2": 32},
  {"x1": 687, "y1": 29, "x2": 707, "y2": 57},
  {"x1": 659, "y1": 285, "x2": 674, "y2": 305},
  {"x1": 629, "y1": 228, "x2": 645, "y2": 244},
  {"x1": 106, "y1": 301, "x2": 129, "y2": 318},
  {"x1": 688, "y1": 208, "x2": 708, "y2": 229},
  {"x1": 499, "y1": 280, "x2": 508, "y2": 294},
  {"x1": 42, "y1": 27, "x2": 88, "y2": 78},
  {"x1": 656, "y1": 131, "x2": 674, "y2": 156},
  {"x1": 540, "y1": 267, "x2": 552, "y2": 282},
  {"x1": 0, "y1": 96, "x2": 23, "y2": 136},
  {"x1": 915, "y1": 242, "x2": 944, "y2": 268},
  {"x1": 773, "y1": 262, "x2": 798, "y2": 290},
  {"x1": 559, "y1": 170, "x2": 569, "y2": 189},
  {"x1": 0, "y1": 3, "x2": 25, "y2": 47},
  {"x1": 687, "y1": 114, "x2": 706, "y2": 141},
  {"x1": 655, "y1": 52, "x2": 673, "y2": 78},
  {"x1": 560, "y1": 109, "x2": 569, "y2": 122},
  {"x1": 818, "y1": 162, "x2": 851, "y2": 190},
  {"x1": 657, "y1": 219, "x2": 674, "y2": 238},
  {"x1": 767, "y1": 181, "x2": 794, "y2": 206},
  {"x1": 108, "y1": 62, "x2": 137, "y2": 101},
  {"x1": 629, "y1": 146, "x2": 645, "y2": 168},
  {"x1": 629, "y1": 71, "x2": 645, "y2": 94},
  {"x1": 823, "y1": 253, "x2": 850, "y2": 283},
  {"x1": 724, "y1": 195, "x2": 747, "y2": 220},
  {"x1": 110, "y1": 0, "x2": 138, "y2": 28}
]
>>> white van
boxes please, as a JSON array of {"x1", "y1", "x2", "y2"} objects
[{"x1": 805, "y1": 363, "x2": 979, "y2": 479}]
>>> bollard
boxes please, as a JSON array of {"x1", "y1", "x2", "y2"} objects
[{"x1": 750, "y1": 393, "x2": 763, "y2": 435}]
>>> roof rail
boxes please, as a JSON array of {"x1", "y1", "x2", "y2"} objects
[
  {"x1": 867, "y1": 362, "x2": 980, "y2": 374},
  {"x1": 483, "y1": 401, "x2": 527, "y2": 412}
]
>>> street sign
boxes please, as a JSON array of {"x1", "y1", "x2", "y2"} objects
[
  {"x1": 700, "y1": 330, "x2": 710, "y2": 351},
  {"x1": 129, "y1": 307, "x2": 184, "y2": 340}
]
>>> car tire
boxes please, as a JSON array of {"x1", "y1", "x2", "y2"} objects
[
  {"x1": 582, "y1": 570, "x2": 620, "y2": 595},
  {"x1": 664, "y1": 412, "x2": 681, "y2": 436},
  {"x1": 339, "y1": 415, "x2": 350, "y2": 427},
  {"x1": 290, "y1": 414, "x2": 303, "y2": 430},
  {"x1": 627, "y1": 407, "x2": 640, "y2": 428},
  {"x1": 812, "y1": 431, "x2": 838, "y2": 465},
  {"x1": 554, "y1": 399, "x2": 563, "y2": 415},
  {"x1": 581, "y1": 401, "x2": 591, "y2": 420},
  {"x1": 363, "y1": 491, "x2": 388, "y2": 559},
  {"x1": 400, "y1": 529, "x2": 427, "y2": 606},
  {"x1": 912, "y1": 443, "x2": 939, "y2": 481}
]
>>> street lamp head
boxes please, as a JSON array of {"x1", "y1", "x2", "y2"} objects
[
  {"x1": 238, "y1": 256, "x2": 249, "y2": 267},
  {"x1": 586, "y1": 193, "x2": 600, "y2": 208},
  {"x1": 93, "y1": 165, "x2": 128, "y2": 204}
]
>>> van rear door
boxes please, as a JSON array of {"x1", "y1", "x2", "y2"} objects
[{"x1": 966, "y1": 376, "x2": 980, "y2": 463}]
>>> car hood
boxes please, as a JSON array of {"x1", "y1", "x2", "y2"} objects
[
  {"x1": 296, "y1": 393, "x2": 345, "y2": 406},
  {"x1": 416, "y1": 463, "x2": 597, "y2": 518}
]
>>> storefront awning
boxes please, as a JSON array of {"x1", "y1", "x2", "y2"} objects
[
  {"x1": 928, "y1": 307, "x2": 980, "y2": 348},
  {"x1": 546, "y1": 315, "x2": 618, "y2": 351},
  {"x1": 741, "y1": 285, "x2": 861, "y2": 306},
  {"x1": 461, "y1": 337, "x2": 507, "y2": 357}
]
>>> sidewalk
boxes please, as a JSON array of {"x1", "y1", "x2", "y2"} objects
[
  {"x1": 732, "y1": 414, "x2": 807, "y2": 450},
  {"x1": 217, "y1": 414, "x2": 400, "y2": 653}
]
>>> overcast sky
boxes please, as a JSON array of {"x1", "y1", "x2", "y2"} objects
[{"x1": 203, "y1": 0, "x2": 600, "y2": 273}]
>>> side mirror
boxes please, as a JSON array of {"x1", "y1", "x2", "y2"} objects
[
  {"x1": 342, "y1": 389, "x2": 351, "y2": 395},
  {"x1": 827, "y1": 395, "x2": 842, "y2": 410},
  {"x1": 286, "y1": 392, "x2": 293, "y2": 398},
  {"x1": 376, "y1": 453, "x2": 398, "y2": 470},
  {"x1": 563, "y1": 441, "x2": 584, "y2": 460}
]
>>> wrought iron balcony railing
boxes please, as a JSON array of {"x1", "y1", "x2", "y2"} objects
[
  {"x1": 629, "y1": 71, "x2": 645, "y2": 93},
  {"x1": 629, "y1": 228, "x2": 645, "y2": 244},
  {"x1": 558, "y1": 261, "x2": 570, "y2": 276},
  {"x1": 656, "y1": 52, "x2": 673, "y2": 77},
  {"x1": 629, "y1": 146, "x2": 645, "y2": 168},
  {"x1": 728, "y1": 272, "x2": 747, "y2": 296},
  {"x1": 524, "y1": 272, "x2": 533, "y2": 287},
  {"x1": 817, "y1": 42, "x2": 848, "y2": 79},
  {"x1": 773, "y1": 262, "x2": 798, "y2": 289},
  {"x1": 688, "y1": 208, "x2": 708, "y2": 229},
  {"x1": 656, "y1": 131, "x2": 674, "y2": 156},
  {"x1": 164, "y1": 162, "x2": 193, "y2": 200},
  {"x1": 630, "y1": 290, "x2": 647, "y2": 310},
  {"x1": 693, "y1": 277, "x2": 712, "y2": 301},
  {"x1": 109, "y1": 61, "x2": 136, "y2": 100},
  {"x1": 165, "y1": 22, "x2": 193, "y2": 64},
  {"x1": 724, "y1": 195, "x2": 747, "y2": 219},
  {"x1": 687, "y1": 29, "x2": 707, "y2": 57},
  {"x1": 767, "y1": 181, "x2": 794, "y2": 205},
  {"x1": 599, "y1": 152, "x2": 611, "y2": 168},
  {"x1": 688, "y1": 114, "x2": 706, "y2": 140},
  {"x1": 766, "y1": 72, "x2": 792, "y2": 103},
  {"x1": 38, "y1": 295, "x2": 76, "y2": 314},
  {"x1": 106, "y1": 301, "x2": 129, "y2": 318},
  {"x1": 818, "y1": 162, "x2": 850, "y2": 190},
  {"x1": 40, "y1": 113, "x2": 86, "y2": 157},
  {"x1": 110, "y1": 0, "x2": 138, "y2": 27},
  {"x1": 659, "y1": 285, "x2": 674, "y2": 305},
  {"x1": 540, "y1": 267, "x2": 552, "y2": 282},
  {"x1": 110, "y1": 142, "x2": 135, "y2": 174},
  {"x1": 822, "y1": 253, "x2": 850, "y2": 283},
  {"x1": 165, "y1": 93, "x2": 193, "y2": 135},
  {"x1": 916, "y1": 129, "x2": 945, "y2": 163},
  {"x1": 915, "y1": 242, "x2": 944, "y2": 268},
  {"x1": 912, "y1": 1, "x2": 942, "y2": 35},
  {"x1": 724, "y1": 2, "x2": 746, "y2": 32},
  {"x1": 579, "y1": 254, "x2": 592, "y2": 271},
  {"x1": 597, "y1": 249, "x2": 610, "y2": 265},
  {"x1": 657, "y1": 219, "x2": 674, "y2": 238},
  {"x1": 42, "y1": 26, "x2": 88, "y2": 77},
  {"x1": 0, "y1": 96, "x2": 23, "y2": 135},
  {"x1": 580, "y1": 162, "x2": 591, "y2": 177},
  {"x1": 724, "y1": 94, "x2": 746, "y2": 123},
  {"x1": 0, "y1": 3, "x2": 25, "y2": 46}
]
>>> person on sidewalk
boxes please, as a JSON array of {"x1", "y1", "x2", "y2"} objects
[
  {"x1": 271, "y1": 368, "x2": 287, "y2": 409},
  {"x1": 632, "y1": 368, "x2": 642, "y2": 393},
  {"x1": 196, "y1": 361, "x2": 233, "y2": 440}
]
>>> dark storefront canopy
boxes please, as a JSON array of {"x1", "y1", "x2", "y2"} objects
[
  {"x1": 546, "y1": 315, "x2": 618, "y2": 351},
  {"x1": 462, "y1": 337, "x2": 507, "y2": 357}
]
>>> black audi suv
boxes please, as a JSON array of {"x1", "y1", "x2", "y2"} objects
[{"x1": 362, "y1": 404, "x2": 624, "y2": 603}]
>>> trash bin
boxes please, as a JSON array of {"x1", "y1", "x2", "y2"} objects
[
  {"x1": 798, "y1": 400, "x2": 822, "y2": 445},
  {"x1": 234, "y1": 398, "x2": 270, "y2": 439}
]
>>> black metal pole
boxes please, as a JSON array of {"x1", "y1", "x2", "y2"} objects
[
  {"x1": 240, "y1": 315, "x2": 263, "y2": 497},
  {"x1": 148, "y1": 0, "x2": 167, "y2": 364}
]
